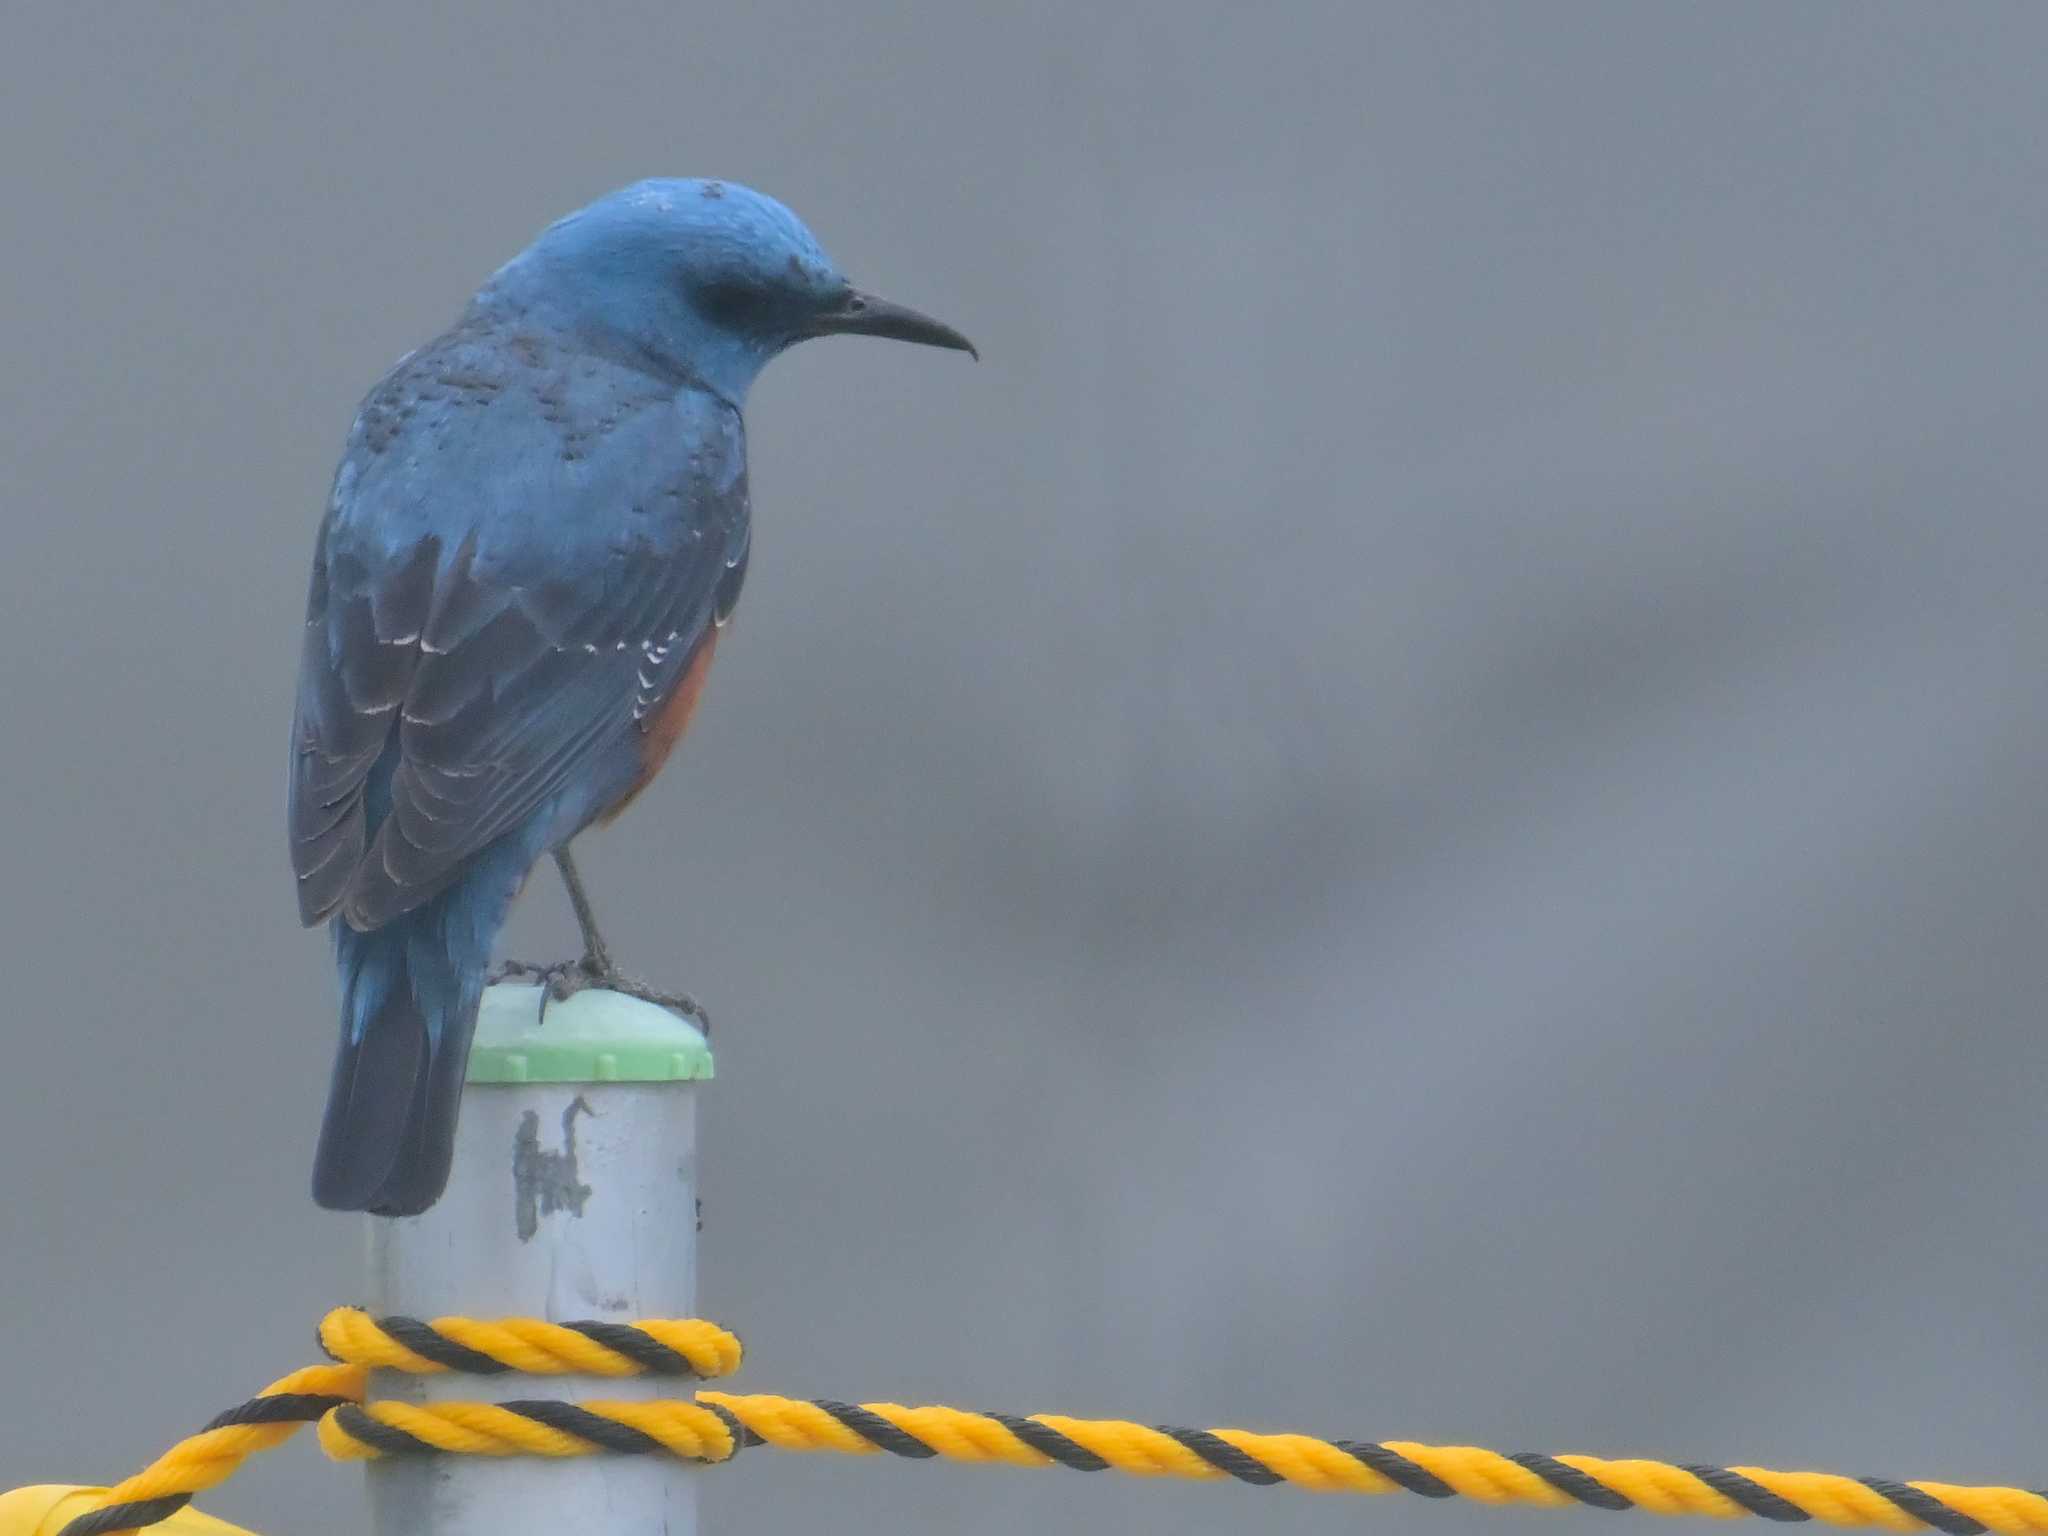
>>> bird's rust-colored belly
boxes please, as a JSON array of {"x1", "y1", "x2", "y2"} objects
[{"x1": 601, "y1": 628, "x2": 718, "y2": 822}]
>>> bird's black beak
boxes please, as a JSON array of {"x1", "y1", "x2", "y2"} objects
[{"x1": 808, "y1": 289, "x2": 977, "y2": 358}]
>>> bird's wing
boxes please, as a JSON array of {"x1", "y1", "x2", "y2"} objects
[
  {"x1": 289, "y1": 354, "x2": 748, "y2": 930},
  {"x1": 288, "y1": 525, "x2": 437, "y2": 924}
]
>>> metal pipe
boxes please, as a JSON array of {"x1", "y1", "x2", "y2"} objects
[{"x1": 363, "y1": 983, "x2": 712, "y2": 1536}]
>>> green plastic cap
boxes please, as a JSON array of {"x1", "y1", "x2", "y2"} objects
[{"x1": 466, "y1": 983, "x2": 713, "y2": 1085}]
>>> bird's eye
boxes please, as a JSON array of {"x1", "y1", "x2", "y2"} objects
[{"x1": 694, "y1": 278, "x2": 765, "y2": 326}]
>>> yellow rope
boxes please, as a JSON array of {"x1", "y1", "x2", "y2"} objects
[
  {"x1": 316, "y1": 1400, "x2": 739, "y2": 1464},
  {"x1": 38, "y1": 1311, "x2": 2048, "y2": 1536},
  {"x1": 688, "y1": 1398, "x2": 2048, "y2": 1532},
  {"x1": 315, "y1": 1310, "x2": 742, "y2": 1379},
  {"x1": 58, "y1": 1364, "x2": 367, "y2": 1536}
]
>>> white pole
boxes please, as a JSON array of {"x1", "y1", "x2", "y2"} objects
[{"x1": 363, "y1": 983, "x2": 713, "y2": 1536}]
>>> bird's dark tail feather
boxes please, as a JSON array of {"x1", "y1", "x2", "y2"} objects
[
  {"x1": 311, "y1": 975, "x2": 472, "y2": 1215},
  {"x1": 312, "y1": 860, "x2": 519, "y2": 1215}
]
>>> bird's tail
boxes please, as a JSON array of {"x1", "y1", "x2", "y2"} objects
[{"x1": 312, "y1": 870, "x2": 515, "y2": 1216}]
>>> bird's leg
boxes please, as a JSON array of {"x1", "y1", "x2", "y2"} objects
[
  {"x1": 537, "y1": 845, "x2": 710, "y2": 1030},
  {"x1": 487, "y1": 848, "x2": 609, "y2": 997},
  {"x1": 553, "y1": 846, "x2": 614, "y2": 980}
]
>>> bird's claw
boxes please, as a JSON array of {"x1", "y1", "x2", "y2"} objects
[
  {"x1": 489, "y1": 957, "x2": 580, "y2": 994},
  {"x1": 488, "y1": 956, "x2": 709, "y2": 1033},
  {"x1": 586, "y1": 967, "x2": 711, "y2": 1034}
]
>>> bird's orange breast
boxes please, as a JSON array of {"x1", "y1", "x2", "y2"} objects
[{"x1": 601, "y1": 628, "x2": 719, "y2": 822}]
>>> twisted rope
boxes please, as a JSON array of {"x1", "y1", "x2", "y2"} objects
[
  {"x1": 41, "y1": 1310, "x2": 2048, "y2": 1536},
  {"x1": 51, "y1": 1364, "x2": 365, "y2": 1536}
]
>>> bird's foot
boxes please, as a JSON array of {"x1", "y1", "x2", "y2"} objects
[
  {"x1": 579, "y1": 963, "x2": 711, "y2": 1034},
  {"x1": 489, "y1": 957, "x2": 582, "y2": 994},
  {"x1": 491, "y1": 955, "x2": 710, "y2": 1033}
]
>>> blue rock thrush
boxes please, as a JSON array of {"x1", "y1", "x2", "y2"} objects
[{"x1": 288, "y1": 180, "x2": 974, "y2": 1214}]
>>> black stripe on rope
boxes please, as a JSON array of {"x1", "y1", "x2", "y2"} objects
[
  {"x1": 989, "y1": 1413, "x2": 1112, "y2": 1471},
  {"x1": 1512, "y1": 1451, "x2": 1636, "y2": 1511},
  {"x1": 202, "y1": 1393, "x2": 354, "y2": 1430},
  {"x1": 1162, "y1": 1426, "x2": 1285, "y2": 1486},
  {"x1": 1338, "y1": 1440, "x2": 1458, "y2": 1498},
  {"x1": 373, "y1": 1315, "x2": 508, "y2": 1375},
  {"x1": 57, "y1": 1496, "x2": 193, "y2": 1536},
  {"x1": 699, "y1": 1399, "x2": 748, "y2": 1457},
  {"x1": 1684, "y1": 1464, "x2": 1811, "y2": 1522},
  {"x1": 1859, "y1": 1478, "x2": 1987, "y2": 1536},
  {"x1": 561, "y1": 1319, "x2": 700, "y2": 1375},
  {"x1": 503, "y1": 1401, "x2": 666, "y2": 1455},
  {"x1": 817, "y1": 1400, "x2": 939, "y2": 1459},
  {"x1": 331, "y1": 1404, "x2": 438, "y2": 1456}
]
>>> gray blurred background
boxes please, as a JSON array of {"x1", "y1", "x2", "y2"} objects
[{"x1": 3, "y1": 4, "x2": 2045, "y2": 1534}]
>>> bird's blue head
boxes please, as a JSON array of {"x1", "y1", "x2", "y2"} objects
[{"x1": 475, "y1": 178, "x2": 974, "y2": 404}]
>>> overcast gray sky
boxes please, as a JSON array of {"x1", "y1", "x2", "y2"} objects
[{"x1": 3, "y1": 5, "x2": 2046, "y2": 1536}]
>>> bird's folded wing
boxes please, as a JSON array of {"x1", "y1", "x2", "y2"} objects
[{"x1": 290, "y1": 460, "x2": 746, "y2": 932}]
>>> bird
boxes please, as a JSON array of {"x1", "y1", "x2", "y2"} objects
[{"x1": 288, "y1": 179, "x2": 974, "y2": 1216}]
